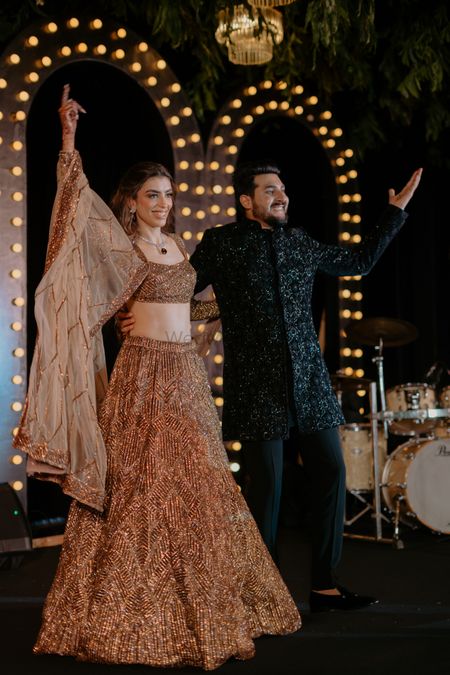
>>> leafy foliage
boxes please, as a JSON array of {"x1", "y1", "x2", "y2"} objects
[{"x1": 0, "y1": 0, "x2": 448, "y2": 161}]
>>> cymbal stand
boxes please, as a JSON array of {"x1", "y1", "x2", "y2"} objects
[
  {"x1": 372, "y1": 337, "x2": 389, "y2": 439},
  {"x1": 370, "y1": 381, "x2": 385, "y2": 540}
]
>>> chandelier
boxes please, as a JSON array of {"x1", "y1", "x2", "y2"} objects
[
  {"x1": 249, "y1": 0, "x2": 296, "y2": 6},
  {"x1": 215, "y1": 4, "x2": 284, "y2": 66}
]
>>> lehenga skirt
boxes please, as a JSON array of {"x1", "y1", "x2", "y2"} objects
[{"x1": 34, "y1": 336, "x2": 301, "y2": 670}]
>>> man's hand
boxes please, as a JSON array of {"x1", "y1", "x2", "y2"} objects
[
  {"x1": 116, "y1": 310, "x2": 135, "y2": 336},
  {"x1": 388, "y1": 168, "x2": 422, "y2": 210}
]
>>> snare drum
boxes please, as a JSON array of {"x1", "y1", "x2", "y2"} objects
[
  {"x1": 386, "y1": 383, "x2": 437, "y2": 435},
  {"x1": 339, "y1": 423, "x2": 387, "y2": 492},
  {"x1": 382, "y1": 437, "x2": 450, "y2": 534}
]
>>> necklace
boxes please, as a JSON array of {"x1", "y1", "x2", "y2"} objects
[{"x1": 136, "y1": 232, "x2": 168, "y2": 255}]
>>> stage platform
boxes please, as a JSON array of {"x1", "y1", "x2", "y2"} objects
[{"x1": 0, "y1": 526, "x2": 449, "y2": 674}]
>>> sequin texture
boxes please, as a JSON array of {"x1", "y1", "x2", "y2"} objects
[
  {"x1": 34, "y1": 336, "x2": 301, "y2": 669},
  {"x1": 190, "y1": 206, "x2": 408, "y2": 440},
  {"x1": 132, "y1": 234, "x2": 196, "y2": 303}
]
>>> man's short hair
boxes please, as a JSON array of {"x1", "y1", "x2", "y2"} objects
[{"x1": 233, "y1": 160, "x2": 281, "y2": 219}]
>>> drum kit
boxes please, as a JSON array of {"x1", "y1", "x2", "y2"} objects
[{"x1": 333, "y1": 317, "x2": 450, "y2": 547}]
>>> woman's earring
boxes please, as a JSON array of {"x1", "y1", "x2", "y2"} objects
[{"x1": 128, "y1": 207, "x2": 136, "y2": 229}]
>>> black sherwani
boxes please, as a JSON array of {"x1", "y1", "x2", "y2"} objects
[{"x1": 190, "y1": 205, "x2": 407, "y2": 441}]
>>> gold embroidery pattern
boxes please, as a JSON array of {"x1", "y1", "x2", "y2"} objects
[
  {"x1": 190, "y1": 298, "x2": 220, "y2": 321},
  {"x1": 132, "y1": 239, "x2": 196, "y2": 304},
  {"x1": 14, "y1": 151, "x2": 148, "y2": 511},
  {"x1": 34, "y1": 337, "x2": 300, "y2": 669}
]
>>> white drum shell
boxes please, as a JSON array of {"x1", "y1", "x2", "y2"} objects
[
  {"x1": 339, "y1": 423, "x2": 386, "y2": 492},
  {"x1": 382, "y1": 437, "x2": 450, "y2": 534},
  {"x1": 439, "y1": 386, "x2": 450, "y2": 408},
  {"x1": 386, "y1": 383, "x2": 437, "y2": 435}
]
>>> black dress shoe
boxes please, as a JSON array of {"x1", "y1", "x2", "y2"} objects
[{"x1": 309, "y1": 585, "x2": 379, "y2": 612}]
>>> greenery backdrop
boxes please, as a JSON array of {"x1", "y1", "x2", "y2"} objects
[{"x1": 0, "y1": 0, "x2": 449, "y2": 164}]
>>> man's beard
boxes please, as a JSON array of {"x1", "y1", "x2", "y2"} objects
[
  {"x1": 254, "y1": 205, "x2": 289, "y2": 228},
  {"x1": 265, "y1": 214, "x2": 289, "y2": 228}
]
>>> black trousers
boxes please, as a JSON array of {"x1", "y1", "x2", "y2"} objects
[{"x1": 241, "y1": 427, "x2": 346, "y2": 590}]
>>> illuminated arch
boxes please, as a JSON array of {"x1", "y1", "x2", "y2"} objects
[
  {"x1": 0, "y1": 15, "x2": 206, "y2": 506},
  {"x1": 0, "y1": 17, "x2": 366, "y2": 501},
  {"x1": 200, "y1": 79, "x2": 366, "y2": 399}
]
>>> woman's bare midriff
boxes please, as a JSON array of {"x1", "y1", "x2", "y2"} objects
[{"x1": 127, "y1": 299, "x2": 192, "y2": 343}]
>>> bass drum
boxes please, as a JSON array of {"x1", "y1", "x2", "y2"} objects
[{"x1": 382, "y1": 437, "x2": 450, "y2": 533}]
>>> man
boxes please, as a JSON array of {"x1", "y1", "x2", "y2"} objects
[{"x1": 120, "y1": 161, "x2": 421, "y2": 611}]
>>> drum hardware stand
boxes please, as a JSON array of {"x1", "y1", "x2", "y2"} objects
[
  {"x1": 344, "y1": 382, "x2": 396, "y2": 544},
  {"x1": 344, "y1": 492, "x2": 372, "y2": 526},
  {"x1": 392, "y1": 498, "x2": 405, "y2": 549},
  {"x1": 372, "y1": 338, "x2": 389, "y2": 439}
]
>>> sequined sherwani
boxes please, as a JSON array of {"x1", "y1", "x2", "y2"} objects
[{"x1": 190, "y1": 205, "x2": 407, "y2": 440}]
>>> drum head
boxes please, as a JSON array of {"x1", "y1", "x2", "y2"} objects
[{"x1": 406, "y1": 438, "x2": 450, "y2": 533}]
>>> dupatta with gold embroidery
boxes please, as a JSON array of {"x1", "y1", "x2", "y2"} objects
[{"x1": 14, "y1": 151, "x2": 148, "y2": 511}]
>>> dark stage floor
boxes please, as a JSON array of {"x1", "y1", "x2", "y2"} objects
[{"x1": 1, "y1": 526, "x2": 449, "y2": 675}]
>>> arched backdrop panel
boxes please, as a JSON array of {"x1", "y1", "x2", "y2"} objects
[{"x1": 0, "y1": 16, "x2": 362, "y2": 510}]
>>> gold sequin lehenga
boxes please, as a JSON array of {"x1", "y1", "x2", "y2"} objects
[{"x1": 15, "y1": 152, "x2": 301, "y2": 671}]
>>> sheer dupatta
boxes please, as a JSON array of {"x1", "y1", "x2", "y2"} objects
[{"x1": 14, "y1": 151, "x2": 148, "y2": 511}]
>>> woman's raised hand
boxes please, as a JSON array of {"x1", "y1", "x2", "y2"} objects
[{"x1": 59, "y1": 84, "x2": 86, "y2": 152}]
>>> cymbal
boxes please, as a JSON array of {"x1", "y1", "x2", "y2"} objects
[
  {"x1": 331, "y1": 374, "x2": 372, "y2": 391},
  {"x1": 345, "y1": 317, "x2": 418, "y2": 347}
]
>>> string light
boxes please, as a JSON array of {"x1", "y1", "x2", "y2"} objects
[{"x1": 26, "y1": 71, "x2": 39, "y2": 83}]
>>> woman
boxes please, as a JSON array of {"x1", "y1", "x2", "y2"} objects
[{"x1": 15, "y1": 85, "x2": 300, "y2": 670}]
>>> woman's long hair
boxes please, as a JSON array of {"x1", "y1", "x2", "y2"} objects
[{"x1": 110, "y1": 162, "x2": 177, "y2": 235}]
